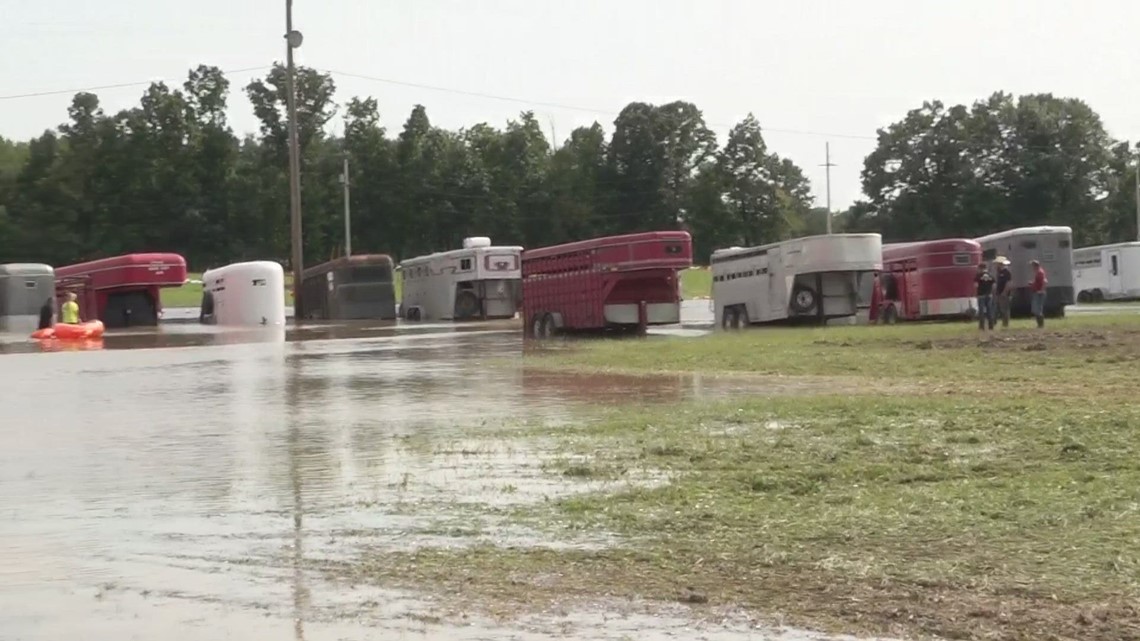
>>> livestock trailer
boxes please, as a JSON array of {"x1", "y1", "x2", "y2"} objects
[
  {"x1": 0, "y1": 263, "x2": 56, "y2": 333},
  {"x1": 712, "y1": 233, "x2": 882, "y2": 329},
  {"x1": 522, "y1": 231, "x2": 692, "y2": 338},
  {"x1": 975, "y1": 226, "x2": 1073, "y2": 317},
  {"x1": 399, "y1": 237, "x2": 523, "y2": 321},
  {"x1": 53, "y1": 253, "x2": 187, "y2": 328},
  {"x1": 1073, "y1": 242, "x2": 1140, "y2": 302},
  {"x1": 199, "y1": 261, "x2": 286, "y2": 327},
  {"x1": 301, "y1": 254, "x2": 397, "y2": 321},
  {"x1": 877, "y1": 238, "x2": 981, "y2": 323}
]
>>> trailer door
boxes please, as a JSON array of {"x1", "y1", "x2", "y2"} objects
[{"x1": 1108, "y1": 250, "x2": 1123, "y2": 295}]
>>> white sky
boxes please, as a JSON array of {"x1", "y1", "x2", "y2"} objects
[{"x1": 2, "y1": 0, "x2": 1138, "y2": 210}]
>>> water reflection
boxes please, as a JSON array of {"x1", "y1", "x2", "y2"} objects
[{"x1": 0, "y1": 322, "x2": 866, "y2": 641}]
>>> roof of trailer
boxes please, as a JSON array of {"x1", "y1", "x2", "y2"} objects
[
  {"x1": 398, "y1": 244, "x2": 523, "y2": 267},
  {"x1": 522, "y1": 231, "x2": 691, "y2": 260}
]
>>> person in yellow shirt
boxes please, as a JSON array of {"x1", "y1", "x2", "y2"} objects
[{"x1": 61, "y1": 292, "x2": 81, "y2": 324}]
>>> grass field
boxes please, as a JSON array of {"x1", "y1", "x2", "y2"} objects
[
  {"x1": 680, "y1": 266, "x2": 711, "y2": 298},
  {"x1": 335, "y1": 315, "x2": 1140, "y2": 641}
]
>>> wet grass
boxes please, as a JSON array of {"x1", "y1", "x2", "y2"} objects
[
  {"x1": 323, "y1": 314, "x2": 1140, "y2": 640},
  {"x1": 341, "y1": 395, "x2": 1140, "y2": 640},
  {"x1": 534, "y1": 314, "x2": 1140, "y2": 400}
]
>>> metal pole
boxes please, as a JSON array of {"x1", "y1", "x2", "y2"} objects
[
  {"x1": 285, "y1": 0, "x2": 304, "y2": 319},
  {"x1": 821, "y1": 142, "x2": 836, "y2": 234},
  {"x1": 1135, "y1": 160, "x2": 1139, "y2": 242},
  {"x1": 342, "y1": 155, "x2": 352, "y2": 257}
]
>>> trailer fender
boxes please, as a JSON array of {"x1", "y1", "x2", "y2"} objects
[{"x1": 547, "y1": 312, "x2": 564, "y2": 330}]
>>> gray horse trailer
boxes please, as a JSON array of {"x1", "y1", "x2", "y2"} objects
[
  {"x1": 975, "y1": 226, "x2": 1073, "y2": 317},
  {"x1": 0, "y1": 263, "x2": 56, "y2": 333}
]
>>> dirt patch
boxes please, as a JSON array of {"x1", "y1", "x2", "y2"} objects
[
  {"x1": 908, "y1": 328, "x2": 1128, "y2": 352},
  {"x1": 321, "y1": 547, "x2": 1140, "y2": 641}
]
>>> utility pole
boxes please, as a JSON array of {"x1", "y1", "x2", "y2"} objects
[
  {"x1": 341, "y1": 153, "x2": 352, "y2": 257},
  {"x1": 285, "y1": 0, "x2": 305, "y2": 319},
  {"x1": 820, "y1": 142, "x2": 837, "y2": 234}
]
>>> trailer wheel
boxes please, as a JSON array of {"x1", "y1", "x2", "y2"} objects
[
  {"x1": 1091, "y1": 289, "x2": 1104, "y2": 303},
  {"x1": 531, "y1": 312, "x2": 552, "y2": 340},
  {"x1": 881, "y1": 304, "x2": 898, "y2": 325},
  {"x1": 730, "y1": 306, "x2": 745, "y2": 330},
  {"x1": 790, "y1": 285, "x2": 818, "y2": 315},
  {"x1": 720, "y1": 307, "x2": 735, "y2": 330},
  {"x1": 454, "y1": 290, "x2": 480, "y2": 320},
  {"x1": 1077, "y1": 290, "x2": 1090, "y2": 303},
  {"x1": 405, "y1": 306, "x2": 421, "y2": 322}
]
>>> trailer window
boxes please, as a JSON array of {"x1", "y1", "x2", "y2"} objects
[
  {"x1": 1021, "y1": 240, "x2": 1038, "y2": 249},
  {"x1": 1058, "y1": 239, "x2": 1071, "y2": 248},
  {"x1": 953, "y1": 253, "x2": 973, "y2": 266},
  {"x1": 982, "y1": 248, "x2": 997, "y2": 261},
  {"x1": 24, "y1": 280, "x2": 37, "y2": 289},
  {"x1": 1111, "y1": 255, "x2": 1119, "y2": 276},
  {"x1": 252, "y1": 279, "x2": 266, "y2": 286},
  {"x1": 665, "y1": 244, "x2": 683, "y2": 254},
  {"x1": 459, "y1": 258, "x2": 472, "y2": 271}
]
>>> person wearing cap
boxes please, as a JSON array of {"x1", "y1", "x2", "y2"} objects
[
  {"x1": 1029, "y1": 259, "x2": 1048, "y2": 328},
  {"x1": 993, "y1": 256, "x2": 1013, "y2": 328},
  {"x1": 974, "y1": 262, "x2": 996, "y2": 330}
]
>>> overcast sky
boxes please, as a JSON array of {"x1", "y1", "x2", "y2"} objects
[{"x1": 2, "y1": 0, "x2": 1138, "y2": 210}]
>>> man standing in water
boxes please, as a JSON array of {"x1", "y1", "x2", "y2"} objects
[
  {"x1": 1030, "y1": 259, "x2": 1048, "y2": 328},
  {"x1": 61, "y1": 292, "x2": 81, "y2": 324},
  {"x1": 974, "y1": 262, "x2": 995, "y2": 331},
  {"x1": 993, "y1": 257, "x2": 1013, "y2": 328}
]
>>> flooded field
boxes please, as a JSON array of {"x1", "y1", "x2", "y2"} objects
[{"x1": 0, "y1": 319, "x2": 871, "y2": 641}]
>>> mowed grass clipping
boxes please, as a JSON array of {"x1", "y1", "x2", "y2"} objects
[{"x1": 333, "y1": 316, "x2": 1140, "y2": 641}]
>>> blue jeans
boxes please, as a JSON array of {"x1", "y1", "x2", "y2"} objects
[
  {"x1": 1031, "y1": 291, "x2": 1047, "y2": 325},
  {"x1": 977, "y1": 296, "x2": 994, "y2": 329}
]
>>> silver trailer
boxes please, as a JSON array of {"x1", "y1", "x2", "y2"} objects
[
  {"x1": 975, "y1": 226, "x2": 1073, "y2": 318},
  {"x1": 0, "y1": 263, "x2": 56, "y2": 333}
]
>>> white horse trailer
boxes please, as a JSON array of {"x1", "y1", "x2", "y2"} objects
[
  {"x1": 0, "y1": 263, "x2": 55, "y2": 333},
  {"x1": 975, "y1": 225, "x2": 1073, "y2": 317},
  {"x1": 398, "y1": 237, "x2": 523, "y2": 321},
  {"x1": 199, "y1": 261, "x2": 286, "y2": 327},
  {"x1": 711, "y1": 233, "x2": 882, "y2": 329},
  {"x1": 1073, "y1": 242, "x2": 1140, "y2": 302}
]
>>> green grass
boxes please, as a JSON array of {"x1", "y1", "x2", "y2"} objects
[
  {"x1": 328, "y1": 316, "x2": 1140, "y2": 640},
  {"x1": 680, "y1": 267, "x2": 711, "y2": 299}
]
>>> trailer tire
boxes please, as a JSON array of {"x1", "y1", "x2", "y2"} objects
[
  {"x1": 454, "y1": 290, "x2": 480, "y2": 320},
  {"x1": 1091, "y1": 289, "x2": 1104, "y2": 303},
  {"x1": 1077, "y1": 290, "x2": 1090, "y2": 303},
  {"x1": 790, "y1": 285, "x2": 818, "y2": 315},
  {"x1": 730, "y1": 305, "x2": 745, "y2": 329},
  {"x1": 881, "y1": 304, "x2": 898, "y2": 325},
  {"x1": 405, "y1": 306, "x2": 421, "y2": 322},
  {"x1": 531, "y1": 312, "x2": 553, "y2": 340}
]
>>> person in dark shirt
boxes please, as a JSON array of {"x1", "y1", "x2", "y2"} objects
[
  {"x1": 37, "y1": 298, "x2": 54, "y2": 330},
  {"x1": 993, "y1": 257, "x2": 1013, "y2": 328},
  {"x1": 974, "y1": 262, "x2": 995, "y2": 330}
]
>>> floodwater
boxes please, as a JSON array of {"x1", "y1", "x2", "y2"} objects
[{"x1": 0, "y1": 318, "x2": 881, "y2": 641}]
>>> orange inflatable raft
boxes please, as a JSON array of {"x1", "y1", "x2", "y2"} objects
[{"x1": 30, "y1": 320, "x2": 106, "y2": 341}]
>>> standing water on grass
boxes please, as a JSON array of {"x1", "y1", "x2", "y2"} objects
[{"x1": 0, "y1": 327, "x2": 878, "y2": 641}]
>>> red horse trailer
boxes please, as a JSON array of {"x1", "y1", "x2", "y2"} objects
[
  {"x1": 875, "y1": 239, "x2": 981, "y2": 323},
  {"x1": 522, "y1": 231, "x2": 692, "y2": 338},
  {"x1": 54, "y1": 253, "x2": 187, "y2": 328}
]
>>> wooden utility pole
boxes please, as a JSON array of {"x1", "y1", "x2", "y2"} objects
[
  {"x1": 285, "y1": 0, "x2": 304, "y2": 318},
  {"x1": 820, "y1": 142, "x2": 837, "y2": 234}
]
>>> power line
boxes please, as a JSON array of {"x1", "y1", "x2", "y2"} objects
[
  {"x1": 0, "y1": 66, "x2": 271, "y2": 101},
  {"x1": 321, "y1": 68, "x2": 877, "y2": 141}
]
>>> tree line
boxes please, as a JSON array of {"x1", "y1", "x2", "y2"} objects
[{"x1": 0, "y1": 64, "x2": 1136, "y2": 271}]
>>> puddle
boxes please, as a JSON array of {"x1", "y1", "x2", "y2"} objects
[{"x1": 0, "y1": 325, "x2": 880, "y2": 640}]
